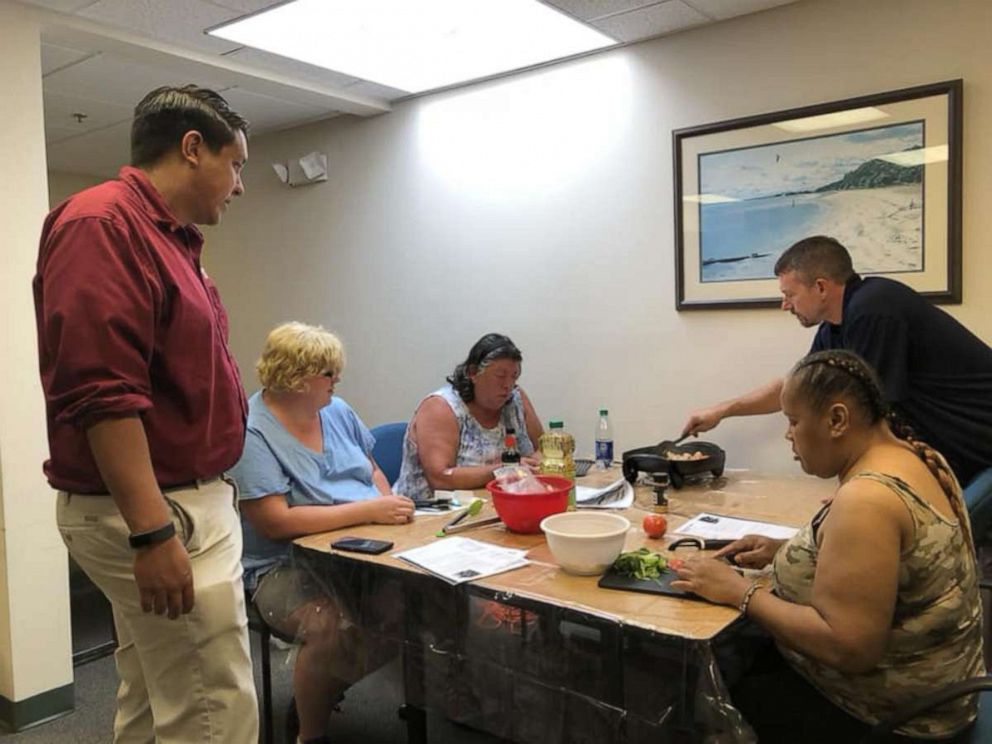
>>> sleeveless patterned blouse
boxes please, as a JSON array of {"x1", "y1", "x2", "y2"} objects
[
  {"x1": 394, "y1": 384, "x2": 534, "y2": 501},
  {"x1": 772, "y1": 470, "x2": 985, "y2": 738}
]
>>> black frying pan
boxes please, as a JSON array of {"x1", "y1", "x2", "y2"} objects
[{"x1": 621, "y1": 439, "x2": 726, "y2": 488}]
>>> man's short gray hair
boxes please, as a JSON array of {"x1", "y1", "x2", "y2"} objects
[{"x1": 774, "y1": 236, "x2": 855, "y2": 285}]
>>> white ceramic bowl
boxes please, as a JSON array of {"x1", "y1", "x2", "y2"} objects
[{"x1": 540, "y1": 512, "x2": 631, "y2": 576}]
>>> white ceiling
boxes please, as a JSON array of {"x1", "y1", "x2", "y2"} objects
[{"x1": 20, "y1": 0, "x2": 801, "y2": 177}]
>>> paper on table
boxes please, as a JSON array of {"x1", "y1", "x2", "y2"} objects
[
  {"x1": 673, "y1": 512, "x2": 799, "y2": 541},
  {"x1": 575, "y1": 478, "x2": 634, "y2": 509},
  {"x1": 395, "y1": 536, "x2": 529, "y2": 584}
]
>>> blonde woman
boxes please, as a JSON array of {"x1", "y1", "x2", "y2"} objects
[{"x1": 229, "y1": 322, "x2": 413, "y2": 744}]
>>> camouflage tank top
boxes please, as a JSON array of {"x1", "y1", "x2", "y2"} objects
[{"x1": 772, "y1": 470, "x2": 984, "y2": 738}]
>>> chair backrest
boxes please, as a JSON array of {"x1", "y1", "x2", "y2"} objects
[
  {"x1": 963, "y1": 467, "x2": 992, "y2": 548},
  {"x1": 370, "y1": 421, "x2": 408, "y2": 487},
  {"x1": 862, "y1": 675, "x2": 992, "y2": 743}
]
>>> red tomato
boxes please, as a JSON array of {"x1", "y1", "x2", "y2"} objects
[
  {"x1": 642, "y1": 513, "x2": 667, "y2": 538},
  {"x1": 669, "y1": 558, "x2": 685, "y2": 571}
]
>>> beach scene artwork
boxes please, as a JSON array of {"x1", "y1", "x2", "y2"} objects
[{"x1": 697, "y1": 122, "x2": 924, "y2": 282}]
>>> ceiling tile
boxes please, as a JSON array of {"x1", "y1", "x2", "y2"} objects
[
  {"x1": 33, "y1": 0, "x2": 801, "y2": 177},
  {"x1": 43, "y1": 90, "x2": 133, "y2": 142},
  {"x1": 44, "y1": 122, "x2": 86, "y2": 142},
  {"x1": 18, "y1": 0, "x2": 101, "y2": 12},
  {"x1": 683, "y1": 0, "x2": 798, "y2": 21},
  {"x1": 217, "y1": 87, "x2": 337, "y2": 131},
  {"x1": 204, "y1": 0, "x2": 286, "y2": 12},
  {"x1": 41, "y1": 42, "x2": 94, "y2": 75},
  {"x1": 543, "y1": 1, "x2": 669, "y2": 22},
  {"x1": 45, "y1": 120, "x2": 131, "y2": 178},
  {"x1": 78, "y1": 0, "x2": 244, "y2": 55},
  {"x1": 223, "y1": 48, "x2": 361, "y2": 90},
  {"x1": 341, "y1": 80, "x2": 408, "y2": 102},
  {"x1": 45, "y1": 53, "x2": 232, "y2": 109},
  {"x1": 592, "y1": 0, "x2": 708, "y2": 41}
]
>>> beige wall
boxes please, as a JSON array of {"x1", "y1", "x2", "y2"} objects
[
  {"x1": 0, "y1": 0, "x2": 73, "y2": 703},
  {"x1": 205, "y1": 0, "x2": 991, "y2": 471}
]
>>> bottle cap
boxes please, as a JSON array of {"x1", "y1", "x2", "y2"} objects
[
  {"x1": 505, "y1": 426, "x2": 516, "y2": 435},
  {"x1": 599, "y1": 408, "x2": 608, "y2": 415},
  {"x1": 549, "y1": 420, "x2": 563, "y2": 429}
]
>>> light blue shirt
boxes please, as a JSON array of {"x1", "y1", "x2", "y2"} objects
[{"x1": 228, "y1": 391, "x2": 378, "y2": 587}]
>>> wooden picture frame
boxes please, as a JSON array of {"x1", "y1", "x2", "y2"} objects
[{"x1": 673, "y1": 80, "x2": 962, "y2": 310}]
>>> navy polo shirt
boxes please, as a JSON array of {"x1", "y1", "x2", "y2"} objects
[{"x1": 811, "y1": 276, "x2": 992, "y2": 485}]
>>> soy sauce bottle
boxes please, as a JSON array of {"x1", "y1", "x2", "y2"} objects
[{"x1": 501, "y1": 429, "x2": 521, "y2": 464}]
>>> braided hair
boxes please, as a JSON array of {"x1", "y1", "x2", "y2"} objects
[{"x1": 789, "y1": 350, "x2": 973, "y2": 550}]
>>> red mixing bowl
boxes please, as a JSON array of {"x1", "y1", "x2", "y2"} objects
[{"x1": 485, "y1": 474, "x2": 572, "y2": 533}]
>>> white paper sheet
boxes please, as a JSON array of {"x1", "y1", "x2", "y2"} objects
[
  {"x1": 575, "y1": 478, "x2": 634, "y2": 509},
  {"x1": 395, "y1": 536, "x2": 529, "y2": 584},
  {"x1": 672, "y1": 512, "x2": 798, "y2": 541}
]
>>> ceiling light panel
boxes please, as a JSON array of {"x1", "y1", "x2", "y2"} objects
[{"x1": 209, "y1": 0, "x2": 616, "y2": 94}]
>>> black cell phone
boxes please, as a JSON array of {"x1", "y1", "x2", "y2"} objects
[
  {"x1": 412, "y1": 499, "x2": 450, "y2": 510},
  {"x1": 330, "y1": 537, "x2": 394, "y2": 555}
]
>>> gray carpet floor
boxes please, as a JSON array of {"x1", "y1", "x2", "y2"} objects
[{"x1": 0, "y1": 636, "x2": 504, "y2": 744}]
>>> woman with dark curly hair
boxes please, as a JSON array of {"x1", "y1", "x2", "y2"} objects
[
  {"x1": 672, "y1": 349, "x2": 984, "y2": 743},
  {"x1": 395, "y1": 333, "x2": 544, "y2": 501}
]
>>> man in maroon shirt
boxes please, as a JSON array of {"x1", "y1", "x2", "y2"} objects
[{"x1": 34, "y1": 86, "x2": 258, "y2": 743}]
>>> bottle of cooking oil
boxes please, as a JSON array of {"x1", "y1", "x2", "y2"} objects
[{"x1": 539, "y1": 420, "x2": 576, "y2": 509}]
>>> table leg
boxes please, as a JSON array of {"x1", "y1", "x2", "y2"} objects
[{"x1": 398, "y1": 703, "x2": 427, "y2": 744}]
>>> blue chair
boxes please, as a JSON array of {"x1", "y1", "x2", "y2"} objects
[
  {"x1": 964, "y1": 467, "x2": 992, "y2": 548},
  {"x1": 370, "y1": 421, "x2": 408, "y2": 487}
]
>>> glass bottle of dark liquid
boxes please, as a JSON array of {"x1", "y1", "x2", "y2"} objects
[{"x1": 501, "y1": 430, "x2": 521, "y2": 464}]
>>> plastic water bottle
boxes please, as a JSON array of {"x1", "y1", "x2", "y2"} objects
[{"x1": 595, "y1": 408, "x2": 614, "y2": 469}]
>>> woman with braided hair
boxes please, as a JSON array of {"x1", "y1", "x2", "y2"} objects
[{"x1": 673, "y1": 349, "x2": 984, "y2": 743}]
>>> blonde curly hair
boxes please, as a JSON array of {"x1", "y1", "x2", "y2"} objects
[{"x1": 256, "y1": 322, "x2": 345, "y2": 393}]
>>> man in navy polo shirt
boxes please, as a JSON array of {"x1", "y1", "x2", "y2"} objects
[
  {"x1": 682, "y1": 236, "x2": 992, "y2": 524},
  {"x1": 34, "y1": 86, "x2": 258, "y2": 742}
]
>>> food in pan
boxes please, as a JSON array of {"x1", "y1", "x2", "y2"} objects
[{"x1": 663, "y1": 450, "x2": 708, "y2": 461}]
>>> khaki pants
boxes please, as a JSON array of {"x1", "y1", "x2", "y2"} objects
[{"x1": 57, "y1": 479, "x2": 259, "y2": 744}]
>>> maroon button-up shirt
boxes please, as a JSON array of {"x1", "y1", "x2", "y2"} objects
[{"x1": 34, "y1": 167, "x2": 247, "y2": 493}]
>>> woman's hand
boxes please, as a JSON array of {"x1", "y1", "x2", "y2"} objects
[
  {"x1": 671, "y1": 557, "x2": 751, "y2": 606},
  {"x1": 366, "y1": 494, "x2": 415, "y2": 525},
  {"x1": 521, "y1": 454, "x2": 541, "y2": 468},
  {"x1": 714, "y1": 534, "x2": 784, "y2": 569}
]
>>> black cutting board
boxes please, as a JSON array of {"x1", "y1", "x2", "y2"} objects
[{"x1": 597, "y1": 566, "x2": 706, "y2": 601}]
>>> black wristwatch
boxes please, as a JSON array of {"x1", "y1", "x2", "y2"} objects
[{"x1": 128, "y1": 522, "x2": 176, "y2": 549}]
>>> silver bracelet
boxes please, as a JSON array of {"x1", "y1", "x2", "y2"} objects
[{"x1": 738, "y1": 581, "x2": 762, "y2": 615}]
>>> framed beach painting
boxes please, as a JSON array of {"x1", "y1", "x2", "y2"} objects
[{"x1": 673, "y1": 80, "x2": 962, "y2": 310}]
